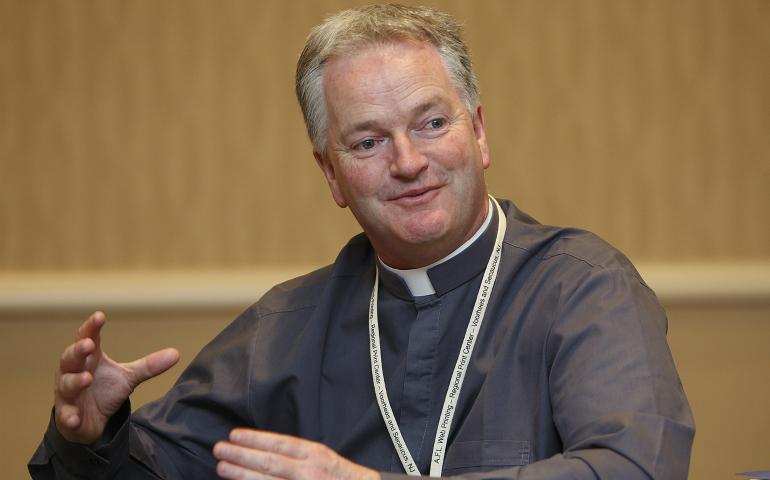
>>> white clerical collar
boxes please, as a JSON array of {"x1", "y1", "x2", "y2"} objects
[{"x1": 379, "y1": 198, "x2": 493, "y2": 297}]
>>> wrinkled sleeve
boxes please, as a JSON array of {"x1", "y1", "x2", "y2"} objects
[
  {"x1": 29, "y1": 305, "x2": 262, "y2": 480},
  {"x1": 27, "y1": 402, "x2": 158, "y2": 480},
  {"x1": 384, "y1": 267, "x2": 695, "y2": 480}
]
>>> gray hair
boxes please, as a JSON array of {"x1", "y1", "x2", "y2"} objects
[{"x1": 295, "y1": 3, "x2": 480, "y2": 154}]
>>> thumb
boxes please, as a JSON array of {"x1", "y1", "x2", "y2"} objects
[{"x1": 124, "y1": 348, "x2": 180, "y2": 387}]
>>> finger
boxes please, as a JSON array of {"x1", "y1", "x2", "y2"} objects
[
  {"x1": 228, "y1": 429, "x2": 307, "y2": 460},
  {"x1": 216, "y1": 459, "x2": 271, "y2": 480},
  {"x1": 77, "y1": 311, "x2": 105, "y2": 340},
  {"x1": 76, "y1": 311, "x2": 106, "y2": 349},
  {"x1": 124, "y1": 348, "x2": 180, "y2": 388},
  {"x1": 56, "y1": 403, "x2": 84, "y2": 430},
  {"x1": 59, "y1": 337, "x2": 96, "y2": 374},
  {"x1": 57, "y1": 371, "x2": 93, "y2": 399},
  {"x1": 214, "y1": 441, "x2": 294, "y2": 479},
  {"x1": 215, "y1": 433, "x2": 380, "y2": 480}
]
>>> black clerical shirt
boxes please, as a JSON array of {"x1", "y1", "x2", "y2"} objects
[{"x1": 30, "y1": 199, "x2": 695, "y2": 479}]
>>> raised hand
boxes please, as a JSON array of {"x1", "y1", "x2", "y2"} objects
[
  {"x1": 213, "y1": 429, "x2": 381, "y2": 480},
  {"x1": 54, "y1": 311, "x2": 180, "y2": 445}
]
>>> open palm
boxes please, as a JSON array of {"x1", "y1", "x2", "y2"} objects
[{"x1": 54, "y1": 312, "x2": 179, "y2": 445}]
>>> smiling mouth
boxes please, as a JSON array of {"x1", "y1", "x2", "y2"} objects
[{"x1": 391, "y1": 185, "x2": 442, "y2": 202}]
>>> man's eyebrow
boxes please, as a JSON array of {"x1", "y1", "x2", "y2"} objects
[
  {"x1": 340, "y1": 120, "x2": 380, "y2": 142},
  {"x1": 410, "y1": 98, "x2": 444, "y2": 118},
  {"x1": 339, "y1": 98, "x2": 449, "y2": 141}
]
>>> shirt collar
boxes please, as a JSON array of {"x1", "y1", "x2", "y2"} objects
[{"x1": 377, "y1": 198, "x2": 498, "y2": 299}]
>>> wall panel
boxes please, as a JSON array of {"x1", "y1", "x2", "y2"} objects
[{"x1": 2, "y1": 0, "x2": 768, "y2": 270}]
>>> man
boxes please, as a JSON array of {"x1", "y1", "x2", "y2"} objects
[{"x1": 30, "y1": 4, "x2": 695, "y2": 479}]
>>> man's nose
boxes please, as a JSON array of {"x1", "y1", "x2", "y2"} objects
[{"x1": 389, "y1": 135, "x2": 428, "y2": 179}]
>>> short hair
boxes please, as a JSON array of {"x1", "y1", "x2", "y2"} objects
[{"x1": 296, "y1": 3, "x2": 480, "y2": 154}]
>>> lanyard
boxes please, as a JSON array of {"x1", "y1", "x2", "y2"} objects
[{"x1": 369, "y1": 197, "x2": 507, "y2": 477}]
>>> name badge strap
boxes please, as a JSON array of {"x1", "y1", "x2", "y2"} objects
[
  {"x1": 369, "y1": 197, "x2": 507, "y2": 477},
  {"x1": 369, "y1": 267, "x2": 420, "y2": 475},
  {"x1": 428, "y1": 199, "x2": 506, "y2": 477}
]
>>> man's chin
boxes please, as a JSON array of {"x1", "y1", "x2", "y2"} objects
[
  {"x1": 394, "y1": 227, "x2": 461, "y2": 258},
  {"x1": 395, "y1": 215, "x2": 452, "y2": 244}
]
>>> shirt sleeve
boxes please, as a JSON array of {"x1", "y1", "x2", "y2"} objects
[
  {"x1": 29, "y1": 304, "x2": 263, "y2": 480},
  {"x1": 28, "y1": 401, "x2": 163, "y2": 480}
]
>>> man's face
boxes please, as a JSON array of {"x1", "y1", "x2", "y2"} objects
[{"x1": 314, "y1": 41, "x2": 491, "y2": 269}]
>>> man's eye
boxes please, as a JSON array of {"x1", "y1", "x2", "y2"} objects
[
  {"x1": 429, "y1": 119, "x2": 445, "y2": 129},
  {"x1": 359, "y1": 139, "x2": 375, "y2": 150}
]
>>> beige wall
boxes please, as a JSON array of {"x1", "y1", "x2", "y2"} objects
[
  {"x1": 2, "y1": 0, "x2": 768, "y2": 269},
  {"x1": 2, "y1": 1, "x2": 769, "y2": 479},
  {"x1": 666, "y1": 302, "x2": 770, "y2": 478}
]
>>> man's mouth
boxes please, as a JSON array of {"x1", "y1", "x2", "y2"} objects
[{"x1": 390, "y1": 185, "x2": 442, "y2": 202}]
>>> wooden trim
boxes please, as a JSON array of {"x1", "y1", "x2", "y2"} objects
[
  {"x1": 1, "y1": 263, "x2": 769, "y2": 312},
  {"x1": 635, "y1": 262, "x2": 770, "y2": 304},
  {"x1": 0, "y1": 268, "x2": 315, "y2": 312}
]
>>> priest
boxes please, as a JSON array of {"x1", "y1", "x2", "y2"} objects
[{"x1": 30, "y1": 4, "x2": 695, "y2": 479}]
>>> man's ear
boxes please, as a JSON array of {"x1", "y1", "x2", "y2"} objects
[
  {"x1": 473, "y1": 105, "x2": 491, "y2": 170},
  {"x1": 313, "y1": 149, "x2": 348, "y2": 208}
]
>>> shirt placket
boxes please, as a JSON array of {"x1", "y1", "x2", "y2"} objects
[{"x1": 391, "y1": 295, "x2": 443, "y2": 474}]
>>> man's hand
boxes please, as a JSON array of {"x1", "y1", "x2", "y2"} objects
[
  {"x1": 213, "y1": 429, "x2": 381, "y2": 480},
  {"x1": 54, "y1": 311, "x2": 180, "y2": 445}
]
